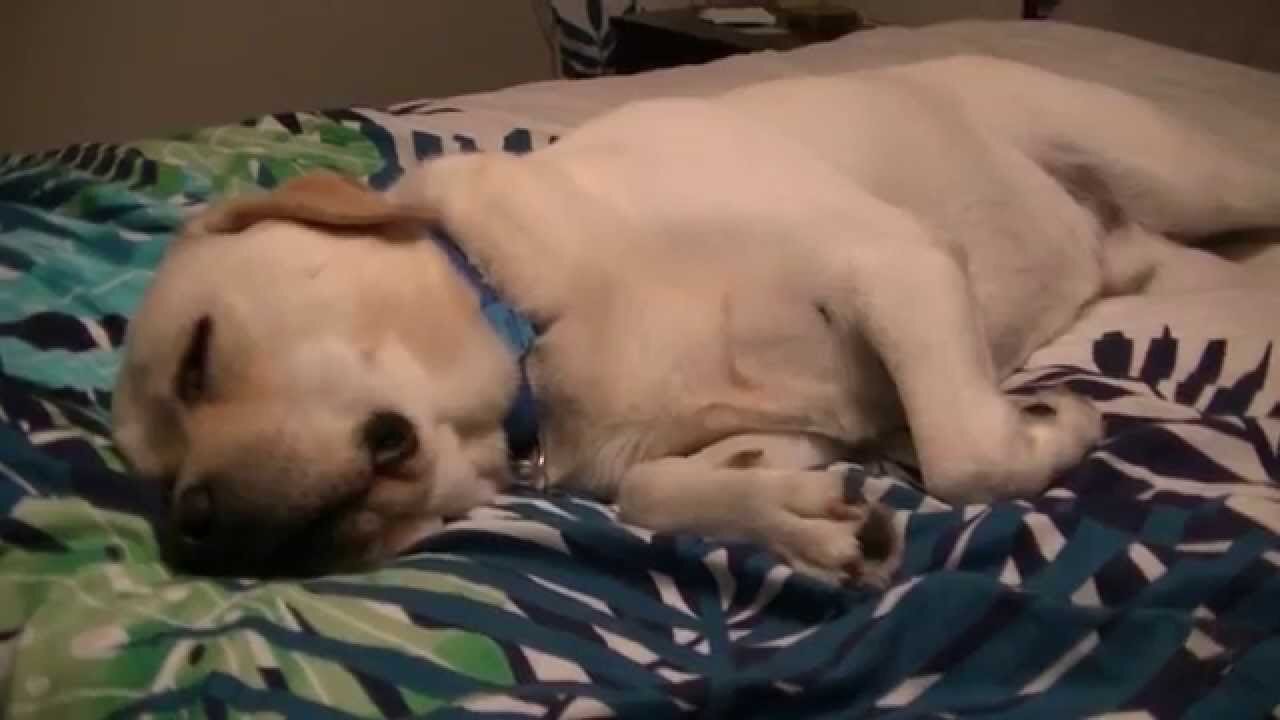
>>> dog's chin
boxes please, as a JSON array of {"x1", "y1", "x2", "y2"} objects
[
  {"x1": 154, "y1": 443, "x2": 504, "y2": 580},
  {"x1": 158, "y1": 505, "x2": 449, "y2": 579},
  {"x1": 156, "y1": 507, "x2": 370, "y2": 579}
]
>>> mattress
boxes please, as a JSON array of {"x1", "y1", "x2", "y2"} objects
[{"x1": 1, "y1": 20, "x2": 1278, "y2": 719}]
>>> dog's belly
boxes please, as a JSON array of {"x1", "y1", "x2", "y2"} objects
[{"x1": 530, "y1": 277, "x2": 897, "y2": 484}]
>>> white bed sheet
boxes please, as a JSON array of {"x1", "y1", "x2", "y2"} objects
[{"x1": 451, "y1": 19, "x2": 1280, "y2": 167}]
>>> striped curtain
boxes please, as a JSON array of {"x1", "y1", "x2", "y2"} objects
[{"x1": 551, "y1": 0, "x2": 697, "y2": 77}]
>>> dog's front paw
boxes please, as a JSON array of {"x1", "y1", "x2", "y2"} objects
[
  {"x1": 753, "y1": 470, "x2": 902, "y2": 588},
  {"x1": 929, "y1": 388, "x2": 1103, "y2": 504}
]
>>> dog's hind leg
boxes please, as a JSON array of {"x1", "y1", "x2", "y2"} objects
[
  {"x1": 815, "y1": 208, "x2": 1102, "y2": 504},
  {"x1": 919, "y1": 56, "x2": 1280, "y2": 237}
]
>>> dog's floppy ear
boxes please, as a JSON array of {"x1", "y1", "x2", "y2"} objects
[{"x1": 181, "y1": 172, "x2": 432, "y2": 239}]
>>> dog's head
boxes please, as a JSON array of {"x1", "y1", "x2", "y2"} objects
[{"x1": 112, "y1": 173, "x2": 519, "y2": 577}]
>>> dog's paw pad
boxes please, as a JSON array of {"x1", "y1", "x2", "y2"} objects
[
  {"x1": 1014, "y1": 389, "x2": 1103, "y2": 455},
  {"x1": 857, "y1": 505, "x2": 897, "y2": 564}
]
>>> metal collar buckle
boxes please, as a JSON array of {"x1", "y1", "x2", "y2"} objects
[{"x1": 510, "y1": 441, "x2": 548, "y2": 492}]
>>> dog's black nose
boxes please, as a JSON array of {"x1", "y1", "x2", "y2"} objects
[
  {"x1": 362, "y1": 411, "x2": 419, "y2": 474},
  {"x1": 174, "y1": 483, "x2": 216, "y2": 542}
]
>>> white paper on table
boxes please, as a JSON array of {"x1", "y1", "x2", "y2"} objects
[{"x1": 698, "y1": 7, "x2": 778, "y2": 26}]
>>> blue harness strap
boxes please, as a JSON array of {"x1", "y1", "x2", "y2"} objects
[{"x1": 429, "y1": 229, "x2": 540, "y2": 459}]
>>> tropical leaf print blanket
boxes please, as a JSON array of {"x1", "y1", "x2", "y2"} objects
[{"x1": 1, "y1": 93, "x2": 1278, "y2": 719}]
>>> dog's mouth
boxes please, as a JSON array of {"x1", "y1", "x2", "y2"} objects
[
  {"x1": 158, "y1": 484, "x2": 378, "y2": 579},
  {"x1": 264, "y1": 489, "x2": 376, "y2": 577}
]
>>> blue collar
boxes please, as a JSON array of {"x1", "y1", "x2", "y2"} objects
[{"x1": 429, "y1": 229, "x2": 540, "y2": 460}]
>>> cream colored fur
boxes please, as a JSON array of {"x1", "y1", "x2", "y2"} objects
[{"x1": 113, "y1": 56, "x2": 1280, "y2": 583}]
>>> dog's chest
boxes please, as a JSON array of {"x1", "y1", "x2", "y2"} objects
[{"x1": 527, "y1": 275, "x2": 885, "y2": 469}]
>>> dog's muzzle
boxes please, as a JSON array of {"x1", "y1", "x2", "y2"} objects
[
  {"x1": 160, "y1": 480, "x2": 370, "y2": 578},
  {"x1": 160, "y1": 411, "x2": 421, "y2": 578}
]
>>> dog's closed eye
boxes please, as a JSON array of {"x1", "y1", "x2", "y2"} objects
[{"x1": 176, "y1": 315, "x2": 213, "y2": 405}]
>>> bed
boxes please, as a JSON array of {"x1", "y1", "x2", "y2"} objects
[{"x1": 2, "y1": 17, "x2": 1279, "y2": 719}]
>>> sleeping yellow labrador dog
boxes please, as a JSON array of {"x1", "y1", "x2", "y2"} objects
[{"x1": 112, "y1": 56, "x2": 1280, "y2": 584}]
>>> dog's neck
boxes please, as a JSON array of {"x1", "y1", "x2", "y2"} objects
[{"x1": 430, "y1": 229, "x2": 540, "y2": 463}]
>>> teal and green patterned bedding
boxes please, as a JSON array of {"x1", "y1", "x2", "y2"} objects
[{"x1": 2, "y1": 93, "x2": 1280, "y2": 719}]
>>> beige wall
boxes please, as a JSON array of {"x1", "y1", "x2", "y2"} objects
[
  {"x1": 1053, "y1": 0, "x2": 1280, "y2": 72},
  {"x1": 0, "y1": 1, "x2": 557, "y2": 152},
  {"x1": 10, "y1": 1, "x2": 1275, "y2": 153}
]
